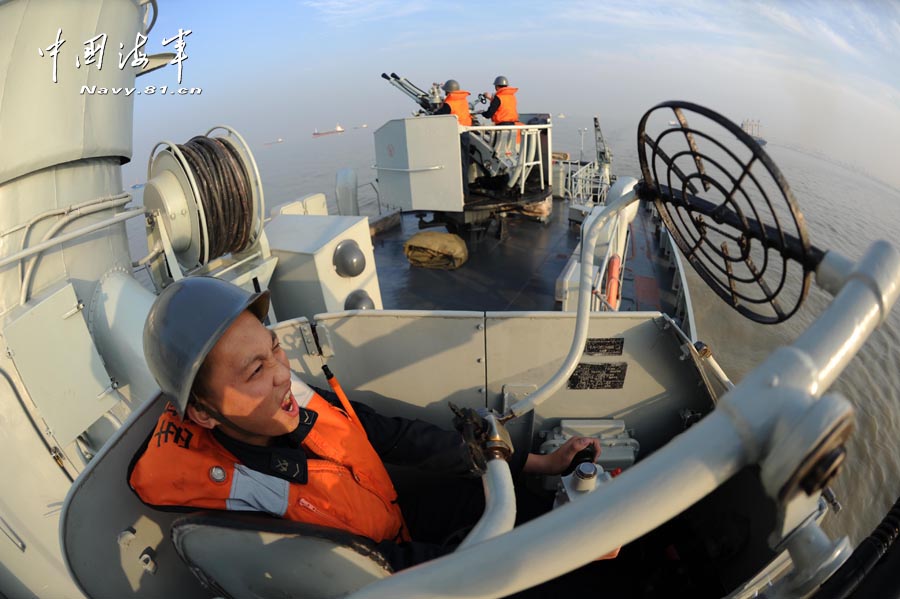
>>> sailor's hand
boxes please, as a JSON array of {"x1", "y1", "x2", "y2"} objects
[
  {"x1": 483, "y1": 91, "x2": 494, "y2": 101},
  {"x1": 449, "y1": 403, "x2": 488, "y2": 475},
  {"x1": 522, "y1": 437, "x2": 600, "y2": 475}
]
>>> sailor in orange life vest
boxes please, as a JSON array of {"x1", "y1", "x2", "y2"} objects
[
  {"x1": 482, "y1": 74, "x2": 519, "y2": 125},
  {"x1": 129, "y1": 277, "x2": 617, "y2": 571},
  {"x1": 433, "y1": 79, "x2": 473, "y2": 126},
  {"x1": 434, "y1": 79, "x2": 474, "y2": 198}
]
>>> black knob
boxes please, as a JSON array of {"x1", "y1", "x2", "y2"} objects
[{"x1": 562, "y1": 444, "x2": 597, "y2": 476}]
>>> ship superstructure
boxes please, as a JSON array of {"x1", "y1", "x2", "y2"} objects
[{"x1": 741, "y1": 118, "x2": 768, "y2": 146}]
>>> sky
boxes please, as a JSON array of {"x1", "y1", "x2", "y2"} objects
[{"x1": 124, "y1": 0, "x2": 900, "y2": 189}]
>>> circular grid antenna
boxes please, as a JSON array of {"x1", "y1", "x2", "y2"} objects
[{"x1": 637, "y1": 101, "x2": 824, "y2": 324}]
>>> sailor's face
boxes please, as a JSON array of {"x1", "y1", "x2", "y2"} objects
[{"x1": 197, "y1": 310, "x2": 300, "y2": 445}]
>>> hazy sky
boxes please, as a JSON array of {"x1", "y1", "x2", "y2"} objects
[{"x1": 126, "y1": 0, "x2": 900, "y2": 188}]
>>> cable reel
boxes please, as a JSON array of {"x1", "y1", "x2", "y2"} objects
[{"x1": 143, "y1": 126, "x2": 266, "y2": 283}]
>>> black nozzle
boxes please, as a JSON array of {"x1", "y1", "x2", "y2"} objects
[
  {"x1": 390, "y1": 72, "x2": 399, "y2": 79},
  {"x1": 381, "y1": 73, "x2": 389, "y2": 80}
]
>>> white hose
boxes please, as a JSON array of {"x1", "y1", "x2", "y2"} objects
[
  {"x1": 458, "y1": 459, "x2": 516, "y2": 549},
  {"x1": 507, "y1": 178, "x2": 638, "y2": 417}
]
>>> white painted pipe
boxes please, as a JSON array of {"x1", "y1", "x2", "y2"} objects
[
  {"x1": 507, "y1": 177, "x2": 638, "y2": 417},
  {"x1": 815, "y1": 250, "x2": 855, "y2": 297},
  {"x1": 785, "y1": 240, "x2": 900, "y2": 396},
  {"x1": 6, "y1": 193, "x2": 130, "y2": 283},
  {"x1": 0, "y1": 208, "x2": 144, "y2": 271},
  {"x1": 705, "y1": 354, "x2": 735, "y2": 391},
  {"x1": 458, "y1": 459, "x2": 516, "y2": 549},
  {"x1": 1, "y1": 192, "x2": 129, "y2": 238},
  {"x1": 18, "y1": 200, "x2": 136, "y2": 304}
]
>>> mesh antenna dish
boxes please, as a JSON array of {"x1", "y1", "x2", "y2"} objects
[{"x1": 636, "y1": 101, "x2": 824, "y2": 324}]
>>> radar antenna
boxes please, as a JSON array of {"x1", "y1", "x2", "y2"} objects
[{"x1": 636, "y1": 101, "x2": 825, "y2": 324}]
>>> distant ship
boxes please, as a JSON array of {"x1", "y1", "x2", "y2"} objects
[
  {"x1": 556, "y1": 113, "x2": 566, "y2": 119},
  {"x1": 264, "y1": 137, "x2": 284, "y2": 146},
  {"x1": 741, "y1": 119, "x2": 767, "y2": 146},
  {"x1": 354, "y1": 124, "x2": 368, "y2": 129},
  {"x1": 313, "y1": 124, "x2": 345, "y2": 138}
]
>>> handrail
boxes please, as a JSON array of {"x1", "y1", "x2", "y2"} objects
[
  {"x1": 566, "y1": 160, "x2": 603, "y2": 203},
  {"x1": 464, "y1": 123, "x2": 552, "y2": 132}
]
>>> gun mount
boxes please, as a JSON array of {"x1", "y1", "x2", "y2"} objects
[
  {"x1": 380, "y1": 72, "x2": 443, "y2": 114},
  {"x1": 377, "y1": 72, "x2": 553, "y2": 241}
]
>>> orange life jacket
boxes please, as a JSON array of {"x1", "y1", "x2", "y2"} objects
[
  {"x1": 444, "y1": 90, "x2": 472, "y2": 126},
  {"x1": 129, "y1": 392, "x2": 409, "y2": 544},
  {"x1": 491, "y1": 87, "x2": 519, "y2": 124}
]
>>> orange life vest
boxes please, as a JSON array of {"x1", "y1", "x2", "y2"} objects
[
  {"x1": 129, "y1": 393, "x2": 409, "y2": 543},
  {"x1": 444, "y1": 90, "x2": 472, "y2": 126},
  {"x1": 491, "y1": 87, "x2": 519, "y2": 124}
]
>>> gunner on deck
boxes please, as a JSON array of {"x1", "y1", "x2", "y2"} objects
[
  {"x1": 434, "y1": 79, "x2": 473, "y2": 126},
  {"x1": 129, "y1": 276, "x2": 606, "y2": 571},
  {"x1": 434, "y1": 79, "x2": 474, "y2": 198},
  {"x1": 482, "y1": 75, "x2": 519, "y2": 125}
]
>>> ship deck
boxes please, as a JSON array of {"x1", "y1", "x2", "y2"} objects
[{"x1": 373, "y1": 198, "x2": 682, "y2": 316}]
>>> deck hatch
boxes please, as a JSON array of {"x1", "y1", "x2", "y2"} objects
[{"x1": 567, "y1": 362, "x2": 628, "y2": 390}]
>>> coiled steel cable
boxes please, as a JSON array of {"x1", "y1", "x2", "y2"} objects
[{"x1": 177, "y1": 135, "x2": 253, "y2": 263}]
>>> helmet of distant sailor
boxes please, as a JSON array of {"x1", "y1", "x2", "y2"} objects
[
  {"x1": 143, "y1": 276, "x2": 270, "y2": 418},
  {"x1": 443, "y1": 79, "x2": 460, "y2": 92},
  {"x1": 493, "y1": 75, "x2": 508, "y2": 87}
]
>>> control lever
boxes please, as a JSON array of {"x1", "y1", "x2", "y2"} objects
[{"x1": 562, "y1": 444, "x2": 597, "y2": 476}]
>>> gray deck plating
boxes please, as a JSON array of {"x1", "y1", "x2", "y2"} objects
[{"x1": 373, "y1": 198, "x2": 681, "y2": 316}]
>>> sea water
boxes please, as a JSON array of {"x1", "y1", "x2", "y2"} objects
[{"x1": 132, "y1": 119, "x2": 900, "y2": 546}]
